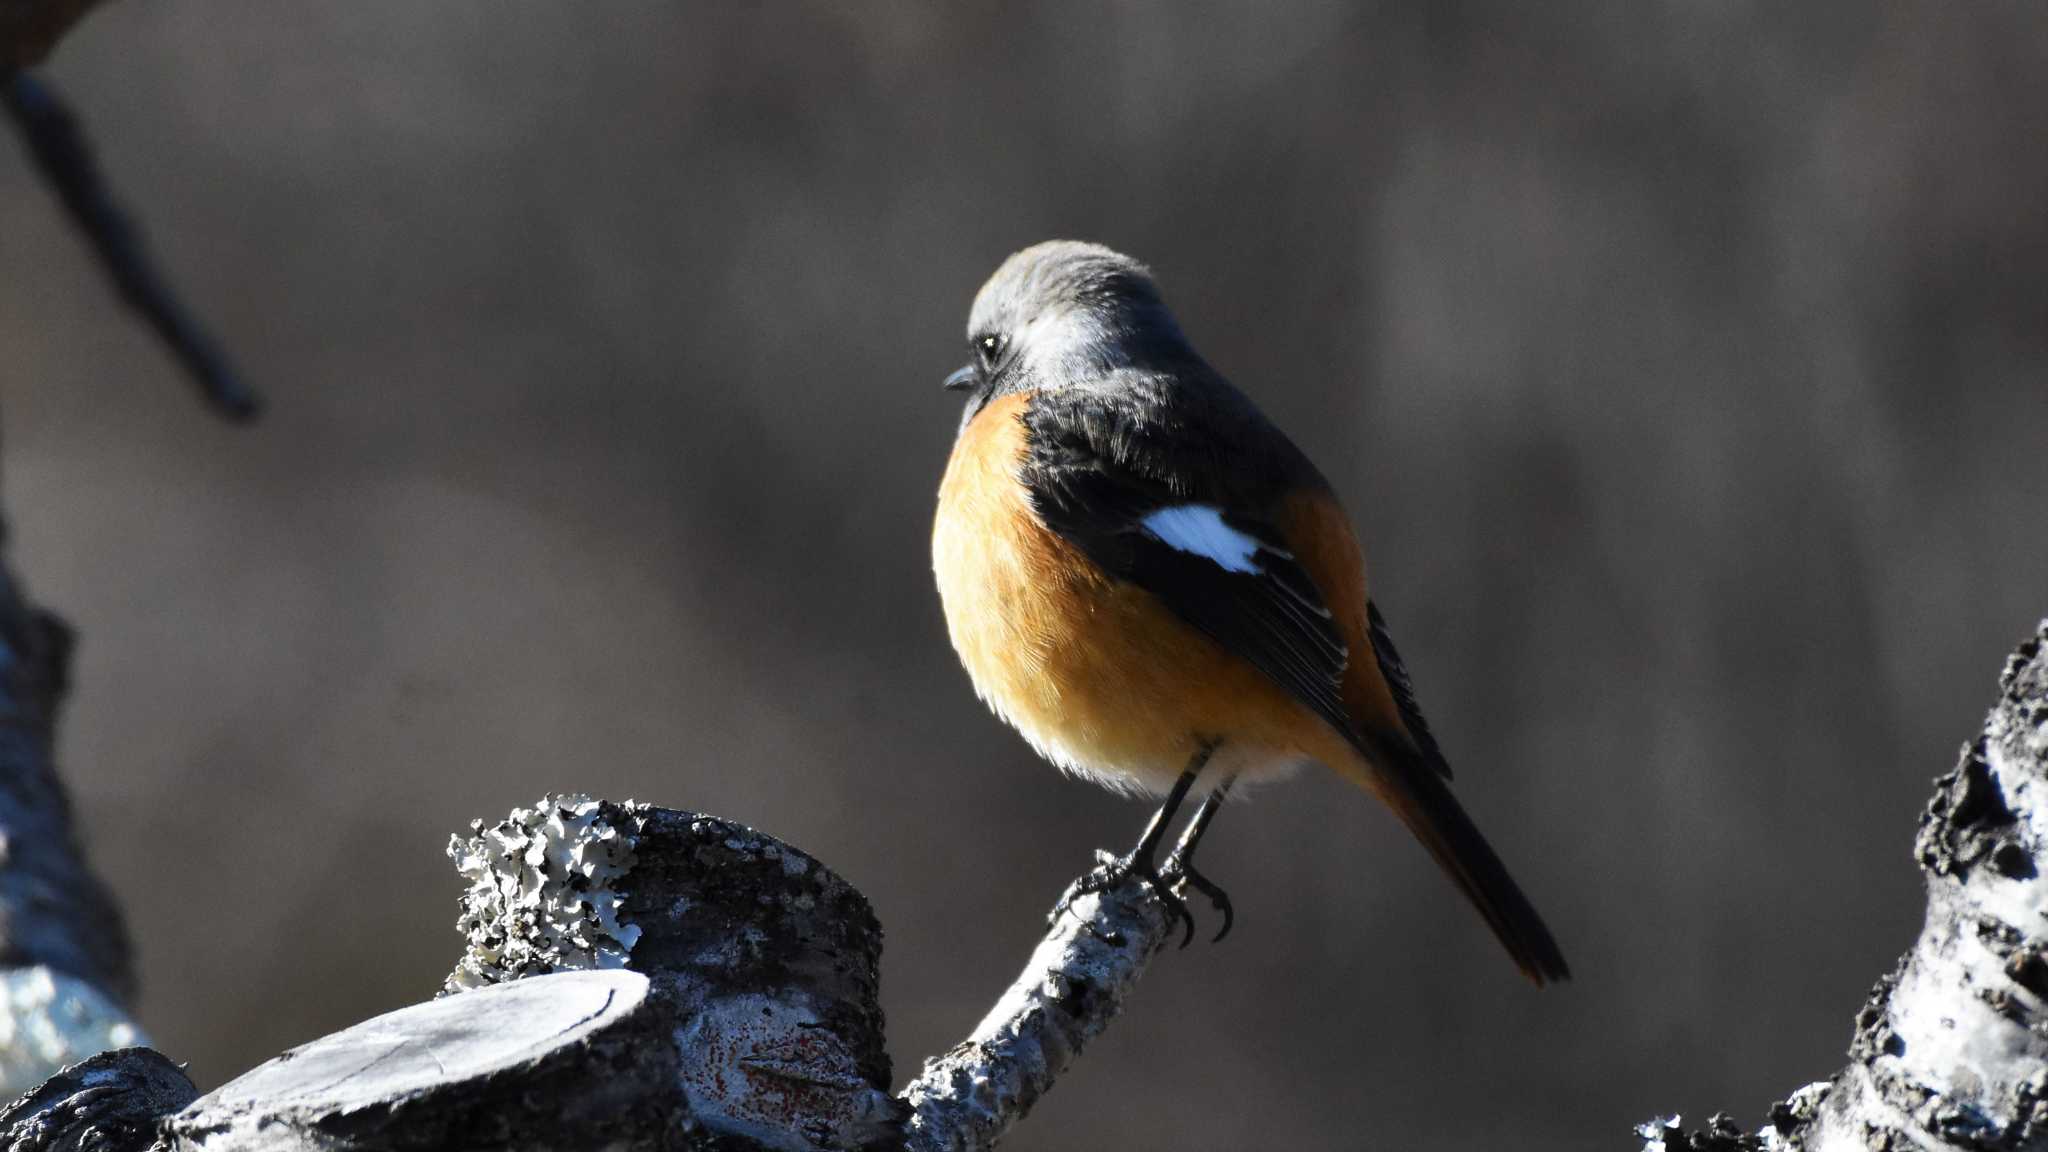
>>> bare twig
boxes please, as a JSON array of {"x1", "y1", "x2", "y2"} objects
[{"x1": 5, "y1": 72, "x2": 259, "y2": 422}]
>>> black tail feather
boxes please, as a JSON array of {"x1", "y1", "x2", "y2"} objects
[{"x1": 1385, "y1": 762, "x2": 1571, "y2": 984}]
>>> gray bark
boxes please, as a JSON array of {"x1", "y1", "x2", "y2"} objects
[
  {"x1": 126, "y1": 800, "x2": 1183, "y2": 1152},
  {"x1": 0, "y1": 559, "x2": 134, "y2": 1009},
  {"x1": 10, "y1": 798, "x2": 905, "y2": 1152},
  {"x1": 164, "y1": 970, "x2": 688, "y2": 1151},
  {"x1": 1643, "y1": 620, "x2": 2048, "y2": 1151},
  {"x1": 0, "y1": 384, "x2": 2034, "y2": 1152},
  {"x1": 441, "y1": 798, "x2": 900, "y2": 1150},
  {"x1": 0, "y1": 1048, "x2": 194, "y2": 1152},
  {"x1": 139, "y1": 620, "x2": 2048, "y2": 1152},
  {"x1": 0, "y1": 524, "x2": 152, "y2": 1132}
]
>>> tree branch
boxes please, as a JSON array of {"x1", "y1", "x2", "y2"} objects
[
  {"x1": 899, "y1": 855, "x2": 1177, "y2": 1152},
  {"x1": 0, "y1": 514, "x2": 142, "y2": 1099},
  {"x1": 133, "y1": 799, "x2": 1186, "y2": 1151},
  {"x1": 1643, "y1": 620, "x2": 2048, "y2": 1150},
  {"x1": 5, "y1": 72, "x2": 260, "y2": 421},
  {"x1": 439, "y1": 799, "x2": 901, "y2": 1150},
  {"x1": 3, "y1": 609, "x2": 2045, "y2": 1150},
  {"x1": 0, "y1": 1047, "x2": 194, "y2": 1150}
]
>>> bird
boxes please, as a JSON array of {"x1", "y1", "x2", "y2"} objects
[{"x1": 930, "y1": 240, "x2": 1569, "y2": 984}]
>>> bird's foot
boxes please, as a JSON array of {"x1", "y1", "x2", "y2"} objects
[
  {"x1": 1050, "y1": 849, "x2": 1196, "y2": 947},
  {"x1": 1163, "y1": 856, "x2": 1234, "y2": 944}
]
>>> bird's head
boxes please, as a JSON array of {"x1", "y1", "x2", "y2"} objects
[{"x1": 943, "y1": 241, "x2": 1197, "y2": 410}]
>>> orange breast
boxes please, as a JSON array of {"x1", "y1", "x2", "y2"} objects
[{"x1": 931, "y1": 392, "x2": 1367, "y2": 795}]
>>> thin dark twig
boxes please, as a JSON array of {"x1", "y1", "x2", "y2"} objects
[{"x1": 4, "y1": 71, "x2": 259, "y2": 422}]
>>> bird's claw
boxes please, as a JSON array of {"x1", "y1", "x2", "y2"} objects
[
  {"x1": 1164, "y1": 855, "x2": 1234, "y2": 944},
  {"x1": 1050, "y1": 852, "x2": 1196, "y2": 947}
]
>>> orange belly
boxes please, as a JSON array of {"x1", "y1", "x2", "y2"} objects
[{"x1": 932, "y1": 393, "x2": 1362, "y2": 796}]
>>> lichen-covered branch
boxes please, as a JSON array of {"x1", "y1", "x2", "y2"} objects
[
  {"x1": 433, "y1": 799, "x2": 1185, "y2": 1152},
  {"x1": 16, "y1": 629, "x2": 2048, "y2": 1152},
  {"x1": 443, "y1": 797, "x2": 900, "y2": 1150},
  {"x1": 1642, "y1": 621, "x2": 2048, "y2": 1151},
  {"x1": 898, "y1": 853, "x2": 1179, "y2": 1152},
  {"x1": 149, "y1": 796, "x2": 1183, "y2": 1152},
  {"x1": 148, "y1": 798, "x2": 901, "y2": 1151}
]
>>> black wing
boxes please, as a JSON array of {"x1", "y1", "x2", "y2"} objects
[
  {"x1": 1019, "y1": 386, "x2": 1359, "y2": 747},
  {"x1": 1366, "y1": 600, "x2": 1451, "y2": 779}
]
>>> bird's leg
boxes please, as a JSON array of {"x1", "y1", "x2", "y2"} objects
[
  {"x1": 1051, "y1": 744, "x2": 1214, "y2": 946},
  {"x1": 1164, "y1": 775, "x2": 1238, "y2": 944}
]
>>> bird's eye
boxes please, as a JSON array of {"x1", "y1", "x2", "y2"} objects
[{"x1": 976, "y1": 333, "x2": 1004, "y2": 366}]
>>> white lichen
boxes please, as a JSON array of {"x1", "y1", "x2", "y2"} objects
[
  {"x1": 903, "y1": 882, "x2": 1169, "y2": 1152},
  {"x1": 1634, "y1": 1115, "x2": 1681, "y2": 1152},
  {"x1": 444, "y1": 794, "x2": 642, "y2": 993}
]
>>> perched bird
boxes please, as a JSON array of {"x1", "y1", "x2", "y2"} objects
[{"x1": 931, "y1": 241, "x2": 1569, "y2": 983}]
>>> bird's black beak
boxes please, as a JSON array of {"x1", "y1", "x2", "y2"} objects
[{"x1": 943, "y1": 364, "x2": 979, "y2": 392}]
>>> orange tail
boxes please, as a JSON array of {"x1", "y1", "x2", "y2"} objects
[{"x1": 1372, "y1": 753, "x2": 1571, "y2": 985}]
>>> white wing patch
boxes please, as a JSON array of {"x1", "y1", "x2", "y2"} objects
[{"x1": 1139, "y1": 505, "x2": 1265, "y2": 574}]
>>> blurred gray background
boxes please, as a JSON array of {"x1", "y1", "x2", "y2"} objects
[{"x1": 4, "y1": 3, "x2": 2047, "y2": 1147}]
